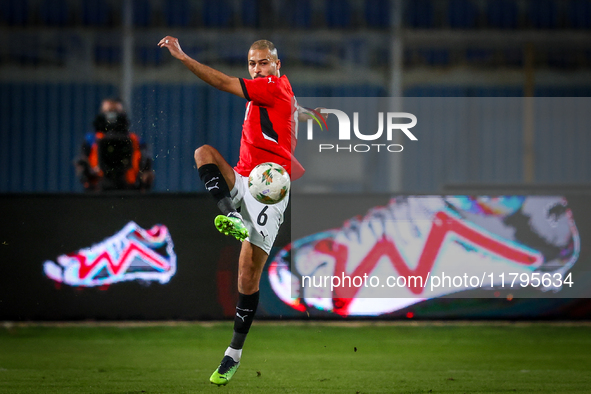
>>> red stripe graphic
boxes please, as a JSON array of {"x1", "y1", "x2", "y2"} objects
[
  {"x1": 313, "y1": 211, "x2": 542, "y2": 315},
  {"x1": 75, "y1": 242, "x2": 171, "y2": 280}
]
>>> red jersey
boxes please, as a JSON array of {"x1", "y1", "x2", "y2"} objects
[{"x1": 235, "y1": 75, "x2": 304, "y2": 180}]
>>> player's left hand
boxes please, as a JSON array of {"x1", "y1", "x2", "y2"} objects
[{"x1": 158, "y1": 36, "x2": 186, "y2": 61}]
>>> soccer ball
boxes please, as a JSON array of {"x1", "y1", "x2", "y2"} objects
[{"x1": 248, "y1": 162, "x2": 290, "y2": 205}]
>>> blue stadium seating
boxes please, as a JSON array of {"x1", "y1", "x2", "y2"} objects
[
  {"x1": 404, "y1": 86, "x2": 523, "y2": 97},
  {"x1": 330, "y1": 85, "x2": 387, "y2": 96},
  {"x1": 536, "y1": 86, "x2": 591, "y2": 96},
  {"x1": 546, "y1": 49, "x2": 578, "y2": 69},
  {"x1": 203, "y1": 0, "x2": 233, "y2": 27},
  {"x1": 163, "y1": 0, "x2": 191, "y2": 27},
  {"x1": 404, "y1": 86, "x2": 466, "y2": 97},
  {"x1": 294, "y1": 84, "x2": 386, "y2": 97},
  {"x1": 0, "y1": 0, "x2": 29, "y2": 25},
  {"x1": 503, "y1": 48, "x2": 523, "y2": 67},
  {"x1": 448, "y1": 0, "x2": 479, "y2": 29},
  {"x1": 405, "y1": 0, "x2": 434, "y2": 28},
  {"x1": 136, "y1": 46, "x2": 165, "y2": 66},
  {"x1": 527, "y1": 0, "x2": 558, "y2": 29},
  {"x1": 39, "y1": 0, "x2": 70, "y2": 26},
  {"x1": 465, "y1": 48, "x2": 495, "y2": 64},
  {"x1": 469, "y1": 87, "x2": 522, "y2": 96},
  {"x1": 133, "y1": 0, "x2": 153, "y2": 27},
  {"x1": 82, "y1": 0, "x2": 112, "y2": 26},
  {"x1": 95, "y1": 45, "x2": 121, "y2": 65},
  {"x1": 568, "y1": 0, "x2": 591, "y2": 29},
  {"x1": 241, "y1": 0, "x2": 259, "y2": 27},
  {"x1": 486, "y1": 0, "x2": 518, "y2": 29},
  {"x1": 326, "y1": 0, "x2": 352, "y2": 28},
  {"x1": 10, "y1": 36, "x2": 41, "y2": 65},
  {"x1": 418, "y1": 48, "x2": 450, "y2": 65},
  {"x1": 217, "y1": 45, "x2": 247, "y2": 65},
  {"x1": 282, "y1": 0, "x2": 312, "y2": 28},
  {"x1": 182, "y1": 45, "x2": 207, "y2": 61},
  {"x1": 365, "y1": 0, "x2": 389, "y2": 28},
  {"x1": 300, "y1": 43, "x2": 333, "y2": 67}
]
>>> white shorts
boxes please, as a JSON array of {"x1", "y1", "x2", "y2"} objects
[{"x1": 230, "y1": 170, "x2": 289, "y2": 254}]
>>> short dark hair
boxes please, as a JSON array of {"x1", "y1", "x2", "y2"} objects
[{"x1": 250, "y1": 40, "x2": 278, "y2": 61}]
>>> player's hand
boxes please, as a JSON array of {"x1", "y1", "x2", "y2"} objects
[
  {"x1": 158, "y1": 36, "x2": 186, "y2": 60},
  {"x1": 297, "y1": 106, "x2": 328, "y2": 123},
  {"x1": 314, "y1": 107, "x2": 329, "y2": 121}
]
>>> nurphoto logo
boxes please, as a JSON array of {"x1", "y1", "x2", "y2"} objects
[{"x1": 304, "y1": 108, "x2": 418, "y2": 153}]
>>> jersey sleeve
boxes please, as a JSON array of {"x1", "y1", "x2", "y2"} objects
[{"x1": 239, "y1": 76, "x2": 279, "y2": 107}]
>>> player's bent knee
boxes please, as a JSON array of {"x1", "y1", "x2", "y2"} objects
[
  {"x1": 194, "y1": 145, "x2": 215, "y2": 165},
  {"x1": 194, "y1": 144, "x2": 211, "y2": 158}
]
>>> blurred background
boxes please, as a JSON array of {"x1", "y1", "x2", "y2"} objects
[{"x1": 1, "y1": 0, "x2": 590, "y2": 193}]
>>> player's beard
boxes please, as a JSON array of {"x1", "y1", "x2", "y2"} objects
[{"x1": 254, "y1": 69, "x2": 277, "y2": 78}]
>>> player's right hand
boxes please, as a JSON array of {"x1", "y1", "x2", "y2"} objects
[
  {"x1": 158, "y1": 36, "x2": 186, "y2": 61},
  {"x1": 314, "y1": 107, "x2": 329, "y2": 121}
]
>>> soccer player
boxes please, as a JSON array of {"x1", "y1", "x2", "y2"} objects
[{"x1": 158, "y1": 36, "x2": 304, "y2": 385}]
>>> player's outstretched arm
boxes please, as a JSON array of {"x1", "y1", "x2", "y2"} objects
[{"x1": 158, "y1": 36, "x2": 245, "y2": 99}]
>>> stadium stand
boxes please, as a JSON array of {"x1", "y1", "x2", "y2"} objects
[
  {"x1": 95, "y1": 44, "x2": 121, "y2": 66},
  {"x1": 136, "y1": 45, "x2": 166, "y2": 66},
  {"x1": 39, "y1": 0, "x2": 71, "y2": 26},
  {"x1": 527, "y1": 0, "x2": 558, "y2": 29},
  {"x1": 81, "y1": 0, "x2": 113, "y2": 27},
  {"x1": 202, "y1": 0, "x2": 233, "y2": 28},
  {"x1": 447, "y1": 0, "x2": 479, "y2": 29},
  {"x1": 325, "y1": 0, "x2": 352, "y2": 28},
  {"x1": 465, "y1": 48, "x2": 495, "y2": 66},
  {"x1": 282, "y1": 0, "x2": 312, "y2": 29},
  {"x1": 568, "y1": 0, "x2": 591, "y2": 29},
  {"x1": 418, "y1": 48, "x2": 450, "y2": 66},
  {"x1": 0, "y1": 0, "x2": 30, "y2": 26},
  {"x1": 364, "y1": 0, "x2": 390, "y2": 29},
  {"x1": 405, "y1": 0, "x2": 434, "y2": 28},
  {"x1": 163, "y1": 0, "x2": 192, "y2": 27},
  {"x1": 486, "y1": 0, "x2": 519, "y2": 29},
  {"x1": 240, "y1": 0, "x2": 259, "y2": 28},
  {"x1": 133, "y1": 0, "x2": 153, "y2": 27}
]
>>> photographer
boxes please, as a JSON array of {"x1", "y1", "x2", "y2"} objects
[{"x1": 75, "y1": 98, "x2": 154, "y2": 191}]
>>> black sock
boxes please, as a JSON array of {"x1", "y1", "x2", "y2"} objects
[
  {"x1": 198, "y1": 164, "x2": 235, "y2": 215},
  {"x1": 230, "y1": 291, "x2": 259, "y2": 350}
]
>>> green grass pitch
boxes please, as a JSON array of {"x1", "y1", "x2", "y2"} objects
[{"x1": 1, "y1": 321, "x2": 590, "y2": 393}]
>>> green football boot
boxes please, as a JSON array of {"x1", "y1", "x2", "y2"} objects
[
  {"x1": 214, "y1": 214, "x2": 249, "y2": 242},
  {"x1": 210, "y1": 356, "x2": 240, "y2": 386}
]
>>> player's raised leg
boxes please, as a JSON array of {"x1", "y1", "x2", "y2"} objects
[
  {"x1": 210, "y1": 241, "x2": 268, "y2": 385},
  {"x1": 195, "y1": 145, "x2": 248, "y2": 241}
]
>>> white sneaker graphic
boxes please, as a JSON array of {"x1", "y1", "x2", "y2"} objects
[{"x1": 43, "y1": 221, "x2": 177, "y2": 287}]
